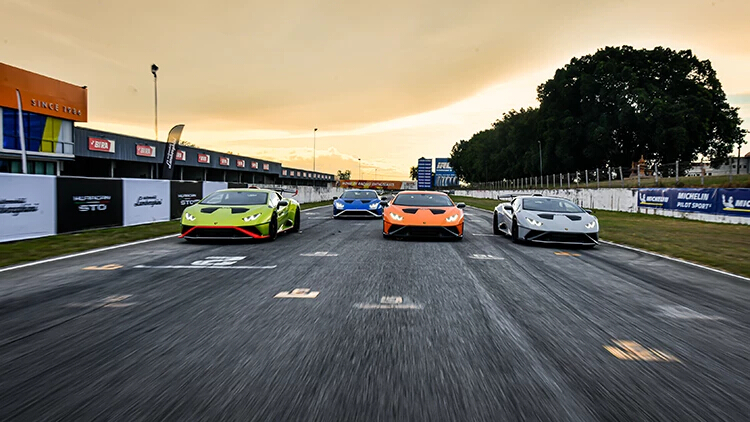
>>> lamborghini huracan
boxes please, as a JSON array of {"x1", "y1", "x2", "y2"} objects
[
  {"x1": 381, "y1": 191, "x2": 465, "y2": 240},
  {"x1": 493, "y1": 195, "x2": 599, "y2": 246},
  {"x1": 179, "y1": 188, "x2": 300, "y2": 241}
]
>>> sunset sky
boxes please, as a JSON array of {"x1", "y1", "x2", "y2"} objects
[{"x1": 2, "y1": 0, "x2": 748, "y2": 179}]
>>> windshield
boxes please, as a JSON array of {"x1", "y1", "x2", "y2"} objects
[
  {"x1": 522, "y1": 198, "x2": 583, "y2": 213},
  {"x1": 201, "y1": 191, "x2": 268, "y2": 206},
  {"x1": 393, "y1": 194, "x2": 453, "y2": 207},
  {"x1": 341, "y1": 190, "x2": 379, "y2": 200}
]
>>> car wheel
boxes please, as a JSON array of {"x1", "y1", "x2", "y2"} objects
[
  {"x1": 493, "y1": 212, "x2": 502, "y2": 235},
  {"x1": 290, "y1": 210, "x2": 301, "y2": 233},
  {"x1": 268, "y1": 214, "x2": 278, "y2": 241},
  {"x1": 511, "y1": 218, "x2": 520, "y2": 243}
]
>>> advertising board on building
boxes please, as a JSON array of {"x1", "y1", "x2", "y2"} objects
[
  {"x1": 122, "y1": 179, "x2": 170, "y2": 226},
  {"x1": 170, "y1": 181, "x2": 203, "y2": 219},
  {"x1": 175, "y1": 150, "x2": 186, "y2": 161},
  {"x1": 263, "y1": 163, "x2": 270, "y2": 171},
  {"x1": 219, "y1": 157, "x2": 230, "y2": 166},
  {"x1": 417, "y1": 158, "x2": 433, "y2": 190},
  {"x1": 197, "y1": 153, "x2": 210, "y2": 164},
  {"x1": 0, "y1": 174, "x2": 56, "y2": 242},
  {"x1": 236, "y1": 159, "x2": 246, "y2": 168},
  {"x1": 56, "y1": 177, "x2": 123, "y2": 233},
  {"x1": 135, "y1": 144, "x2": 156, "y2": 157},
  {"x1": 88, "y1": 137, "x2": 115, "y2": 153}
]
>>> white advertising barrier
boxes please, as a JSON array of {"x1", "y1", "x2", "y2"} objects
[
  {"x1": 252, "y1": 184, "x2": 344, "y2": 204},
  {"x1": 0, "y1": 174, "x2": 57, "y2": 242},
  {"x1": 123, "y1": 179, "x2": 170, "y2": 226},
  {"x1": 203, "y1": 181, "x2": 229, "y2": 198}
]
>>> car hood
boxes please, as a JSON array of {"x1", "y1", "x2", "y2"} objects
[
  {"x1": 384, "y1": 205, "x2": 463, "y2": 225},
  {"x1": 183, "y1": 203, "x2": 273, "y2": 225},
  {"x1": 335, "y1": 198, "x2": 381, "y2": 209},
  {"x1": 518, "y1": 210, "x2": 597, "y2": 230}
]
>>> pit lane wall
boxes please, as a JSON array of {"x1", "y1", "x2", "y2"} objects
[
  {"x1": 0, "y1": 174, "x2": 342, "y2": 242},
  {"x1": 454, "y1": 187, "x2": 750, "y2": 225}
]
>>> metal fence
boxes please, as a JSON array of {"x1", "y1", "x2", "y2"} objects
[{"x1": 467, "y1": 161, "x2": 736, "y2": 190}]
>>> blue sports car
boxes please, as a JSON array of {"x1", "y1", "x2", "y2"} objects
[{"x1": 333, "y1": 189, "x2": 386, "y2": 218}]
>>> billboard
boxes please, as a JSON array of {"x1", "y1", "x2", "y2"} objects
[
  {"x1": 56, "y1": 177, "x2": 123, "y2": 233},
  {"x1": 434, "y1": 158, "x2": 458, "y2": 187},
  {"x1": 338, "y1": 180, "x2": 404, "y2": 190},
  {"x1": 0, "y1": 174, "x2": 56, "y2": 242},
  {"x1": 417, "y1": 158, "x2": 432, "y2": 190}
]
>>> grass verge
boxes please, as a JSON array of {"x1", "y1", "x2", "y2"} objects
[
  {"x1": 452, "y1": 196, "x2": 750, "y2": 278},
  {"x1": 0, "y1": 200, "x2": 332, "y2": 269}
]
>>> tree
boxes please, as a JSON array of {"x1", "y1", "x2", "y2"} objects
[
  {"x1": 337, "y1": 170, "x2": 351, "y2": 180},
  {"x1": 179, "y1": 140, "x2": 198, "y2": 147},
  {"x1": 409, "y1": 166, "x2": 418, "y2": 180},
  {"x1": 536, "y1": 46, "x2": 745, "y2": 170}
]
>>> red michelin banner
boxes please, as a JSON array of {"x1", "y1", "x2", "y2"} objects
[{"x1": 339, "y1": 180, "x2": 404, "y2": 190}]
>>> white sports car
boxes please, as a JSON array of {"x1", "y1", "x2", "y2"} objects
[{"x1": 493, "y1": 195, "x2": 599, "y2": 246}]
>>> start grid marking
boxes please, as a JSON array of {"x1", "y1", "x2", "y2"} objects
[
  {"x1": 134, "y1": 256, "x2": 276, "y2": 270},
  {"x1": 354, "y1": 296, "x2": 424, "y2": 310}
]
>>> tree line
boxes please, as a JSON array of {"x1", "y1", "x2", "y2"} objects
[{"x1": 449, "y1": 46, "x2": 747, "y2": 183}]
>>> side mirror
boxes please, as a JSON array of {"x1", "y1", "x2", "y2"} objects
[
  {"x1": 278, "y1": 200, "x2": 289, "y2": 207},
  {"x1": 333, "y1": 196, "x2": 338, "y2": 200},
  {"x1": 503, "y1": 204, "x2": 512, "y2": 211},
  {"x1": 585, "y1": 209, "x2": 594, "y2": 214},
  {"x1": 380, "y1": 200, "x2": 390, "y2": 207},
  {"x1": 456, "y1": 202, "x2": 466, "y2": 209},
  {"x1": 381, "y1": 196, "x2": 388, "y2": 200}
]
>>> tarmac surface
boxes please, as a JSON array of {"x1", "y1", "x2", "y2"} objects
[{"x1": 0, "y1": 205, "x2": 748, "y2": 421}]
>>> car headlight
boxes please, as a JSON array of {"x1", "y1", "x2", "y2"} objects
[
  {"x1": 389, "y1": 212, "x2": 404, "y2": 221},
  {"x1": 243, "y1": 213, "x2": 262, "y2": 222},
  {"x1": 184, "y1": 212, "x2": 196, "y2": 221},
  {"x1": 446, "y1": 214, "x2": 460, "y2": 223},
  {"x1": 585, "y1": 219, "x2": 598, "y2": 229},
  {"x1": 334, "y1": 202, "x2": 345, "y2": 210},
  {"x1": 525, "y1": 217, "x2": 543, "y2": 227},
  {"x1": 369, "y1": 202, "x2": 380, "y2": 210}
]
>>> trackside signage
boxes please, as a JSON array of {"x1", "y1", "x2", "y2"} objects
[
  {"x1": 197, "y1": 154, "x2": 210, "y2": 164},
  {"x1": 56, "y1": 177, "x2": 123, "y2": 233},
  {"x1": 0, "y1": 174, "x2": 56, "y2": 242},
  {"x1": 170, "y1": 181, "x2": 202, "y2": 219},
  {"x1": 135, "y1": 144, "x2": 156, "y2": 157},
  {"x1": 123, "y1": 179, "x2": 169, "y2": 226},
  {"x1": 638, "y1": 188, "x2": 750, "y2": 217}
]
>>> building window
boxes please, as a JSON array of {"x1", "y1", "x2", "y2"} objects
[
  {"x1": 2, "y1": 109, "x2": 74, "y2": 154},
  {"x1": 0, "y1": 159, "x2": 55, "y2": 174}
]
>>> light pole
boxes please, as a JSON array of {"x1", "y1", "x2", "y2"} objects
[
  {"x1": 358, "y1": 158, "x2": 361, "y2": 180},
  {"x1": 151, "y1": 64, "x2": 159, "y2": 140},
  {"x1": 313, "y1": 128, "x2": 318, "y2": 171},
  {"x1": 538, "y1": 140, "x2": 543, "y2": 179}
]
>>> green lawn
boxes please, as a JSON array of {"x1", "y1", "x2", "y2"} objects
[
  {"x1": 0, "y1": 201, "x2": 332, "y2": 269},
  {"x1": 452, "y1": 196, "x2": 750, "y2": 278},
  {"x1": 469, "y1": 173, "x2": 750, "y2": 190}
]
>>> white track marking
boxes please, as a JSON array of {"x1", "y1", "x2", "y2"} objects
[
  {"x1": 133, "y1": 264, "x2": 276, "y2": 270},
  {"x1": 274, "y1": 288, "x2": 319, "y2": 298}
]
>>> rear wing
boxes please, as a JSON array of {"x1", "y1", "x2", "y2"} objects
[{"x1": 248, "y1": 186, "x2": 299, "y2": 197}]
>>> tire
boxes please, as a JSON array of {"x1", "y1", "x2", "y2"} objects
[
  {"x1": 268, "y1": 214, "x2": 278, "y2": 241},
  {"x1": 290, "y1": 210, "x2": 301, "y2": 233},
  {"x1": 493, "y1": 212, "x2": 502, "y2": 235},
  {"x1": 511, "y1": 219, "x2": 520, "y2": 244}
]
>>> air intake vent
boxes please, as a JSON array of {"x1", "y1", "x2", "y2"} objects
[
  {"x1": 430, "y1": 209, "x2": 446, "y2": 215},
  {"x1": 231, "y1": 207, "x2": 250, "y2": 214},
  {"x1": 537, "y1": 213, "x2": 555, "y2": 220},
  {"x1": 566, "y1": 215, "x2": 582, "y2": 221},
  {"x1": 200, "y1": 207, "x2": 219, "y2": 214},
  {"x1": 402, "y1": 208, "x2": 419, "y2": 214}
]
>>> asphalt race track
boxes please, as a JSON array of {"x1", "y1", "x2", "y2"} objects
[{"x1": 1, "y1": 206, "x2": 748, "y2": 421}]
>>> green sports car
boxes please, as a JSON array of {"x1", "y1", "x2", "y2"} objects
[{"x1": 179, "y1": 188, "x2": 301, "y2": 241}]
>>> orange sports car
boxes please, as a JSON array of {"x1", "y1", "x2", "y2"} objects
[{"x1": 381, "y1": 191, "x2": 466, "y2": 240}]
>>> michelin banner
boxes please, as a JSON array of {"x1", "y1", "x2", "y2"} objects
[
  {"x1": 0, "y1": 174, "x2": 56, "y2": 242},
  {"x1": 638, "y1": 188, "x2": 749, "y2": 216},
  {"x1": 123, "y1": 179, "x2": 170, "y2": 226}
]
